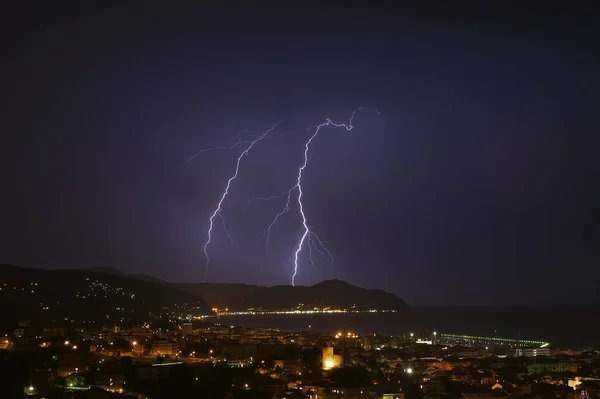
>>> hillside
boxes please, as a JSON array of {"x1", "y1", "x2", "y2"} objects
[
  {"x1": 0, "y1": 264, "x2": 211, "y2": 330},
  {"x1": 85, "y1": 269, "x2": 265, "y2": 309},
  {"x1": 234, "y1": 279, "x2": 409, "y2": 312},
  {"x1": 88, "y1": 266, "x2": 169, "y2": 286},
  {"x1": 172, "y1": 282, "x2": 264, "y2": 309},
  {"x1": 94, "y1": 271, "x2": 409, "y2": 312},
  {"x1": 0, "y1": 265, "x2": 409, "y2": 324}
]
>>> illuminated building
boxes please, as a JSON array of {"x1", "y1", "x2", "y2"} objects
[
  {"x1": 182, "y1": 322, "x2": 193, "y2": 336},
  {"x1": 515, "y1": 347, "x2": 550, "y2": 358},
  {"x1": 132, "y1": 342, "x2": 145, "y2": 356},
  {"x1": 151, "y1": 340, "x2": 178, "y2": 356},
  {"x1": 322, "y1": 347, "x2": 342, "y2": 370},
  {"x1": 226, "y1": 359, "x2": 252, "y2": 368},
  {"x1": 383, "y1": 394, "x2": 405, "y2": 399},
  {"x1": 304, "y1": 385, "x2": 375, "y2": 398},
  {"x1": 526, "y1": 360, "x2": 570, "y2": 375}
]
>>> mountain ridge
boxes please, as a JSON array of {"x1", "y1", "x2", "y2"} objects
[
  {"x1": 233, "y1": 279, "x2": 409, "y2": 311},
  {"x1": 1, "y1": 264, "x2": 409, "y2": 313},
  {"x1": 0, "y1": 264, "x2": 212, "y2": 331},
  {"x1": 86, "y1": 267, "x2": 409, "y2": 311}
]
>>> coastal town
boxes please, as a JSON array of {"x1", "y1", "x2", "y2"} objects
[{"x1": 3, "y1": 320, "x2": 599, "y2": 399}]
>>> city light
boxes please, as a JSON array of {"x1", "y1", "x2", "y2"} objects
[
  {"x1": 0, "y1": 266, "x2": 561, "y2": 398},
  {"x1": 439, "y1": 333, "x2": 549, "y2": 347},
  {"x1": 324, "y1": 358, "x2": 336, "y2": 370},
  {"x1": 199, "y1": 308, "x2": 397, "y2": 317}
]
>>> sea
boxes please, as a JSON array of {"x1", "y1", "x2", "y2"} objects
[{"x1": 216, "y1": 306, "x2": 600, "y2": 349}]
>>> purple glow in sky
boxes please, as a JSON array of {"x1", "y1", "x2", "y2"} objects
[{"x1": 1, "y1": 1, "x2": 599, "y2": 305}]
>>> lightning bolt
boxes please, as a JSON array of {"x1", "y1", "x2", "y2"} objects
[
  {"x1": 187, "y1": 125, "x2": 317, "y2": 165},
  {"x1": 219, "y1": 211, "x2": 237, "y2": 248},
  {"x1": 191, "y1": 107, "x2": 376, "y2": 284},
  {"x1": 265, "y1": 107, "x2": 367, "y2": 285},
  {"x1": 244, "y1": 191, "x2": 291, "y2": 215},
  {"x1": 184, "y1": 130, "x2": 257, "y2": 164},
  {"x1": 263, "y1": 187, "x2": 296, "y2": 249},
  {"x1": 202, "y1": 123, "x2": 280, "y2": 282}
]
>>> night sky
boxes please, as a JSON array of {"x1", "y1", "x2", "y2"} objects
[{"x1": 2, "y1": 1, "x2": 599, "y2": 305}]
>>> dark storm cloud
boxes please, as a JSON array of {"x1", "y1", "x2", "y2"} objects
[{"x1": 1, "y1": 1, "x2": 599, "y2": 304}]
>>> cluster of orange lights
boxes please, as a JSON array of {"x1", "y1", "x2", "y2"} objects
[{"x1": 334, "y1": 331, "x2": 358, "y2": 339}]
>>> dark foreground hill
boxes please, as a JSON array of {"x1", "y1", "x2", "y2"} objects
[
  {"x1": 234, "y1": 279, "x2": 409, "y2": 312},
  {"x1": 0, "y1": 264, "x2": 211, "y2": 331}
]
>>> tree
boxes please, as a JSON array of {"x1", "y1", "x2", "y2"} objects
[{"x1": 275, "y1": 365, "x2": 284, "y2": 377}]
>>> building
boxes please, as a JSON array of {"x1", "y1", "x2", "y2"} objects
[
  {"x1": 41, "y1": 327, "x2": 68, "y2": 340},
  {"x1": 383, "y1": 394, "x2": 405, "y2": 399},
  {"x1": 132, "y1": 342, "x2": 145, "y2": 356},
  {"x1": 182, "y1": 323, "x2": 193, "y2": 336},
  {"x1": 481, "y1": 371, "x2": 496, "y2": 385},
  {"x1": 526, "y1": 360, "x2": 570, "y2": 375},
  {"x1": 303, "y1": 385, "x2": 375, "y2": 399},
  {"x1": 515, "y1": 348, "x2": 550, "y2": 358},
  {"x1": 151, "y1": 340, "x2": 179, "y2": 356},
  {"x1": 14, "y1": 320, "x2": 34, "y2": 339},
  {"x1": 461, "y1": 385, "x2": 493, "y2": 399},
  {"x1": 322, "y1": 347, "x2": 343, "y2": 370},
  {"x1": 226, "y1": 359, "x2": 252, "y2": 368}
]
